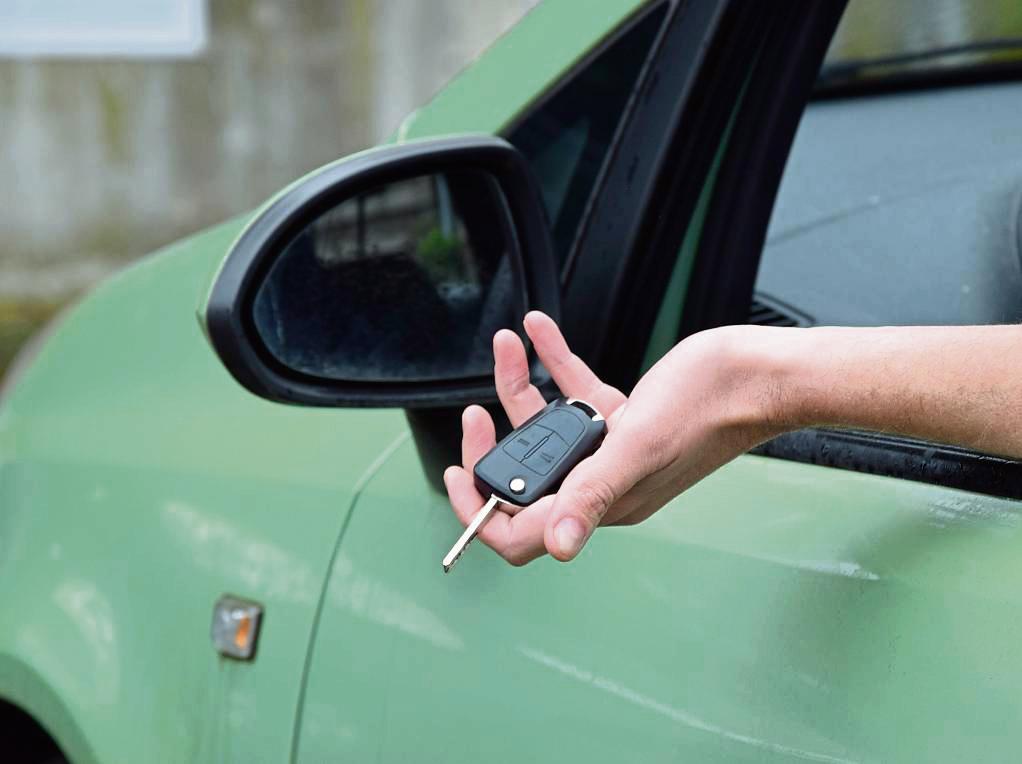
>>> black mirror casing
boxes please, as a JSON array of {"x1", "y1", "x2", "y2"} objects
[{"x1": 204, "y1": 135, "x2": 559, "y2": 408}]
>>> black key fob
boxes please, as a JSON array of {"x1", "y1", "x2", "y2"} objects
[{"x1": 473, "y1": 397, "x2": 607, "y2": 505}]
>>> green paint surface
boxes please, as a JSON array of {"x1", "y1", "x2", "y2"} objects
[
  {"x1": 0, "y1": 0, "x2": 648, "y2": 760},
  {"x1": 0, "y1": 221, "x2": 408, "y2": 762},
  {"x1": 300, "y1": 442, "x2": 1022, "y2": 762},
  {"x1": 396, "y1": 0, "x2": 647, "y2": 139}
]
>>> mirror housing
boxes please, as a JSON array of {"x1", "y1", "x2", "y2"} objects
[{"x1": 204, "y1": 135, "x2": 559, "y2": 408}]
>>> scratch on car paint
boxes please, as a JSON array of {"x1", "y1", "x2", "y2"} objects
[
  {"x1": 328, "y1": 551, "x2": 464, "y2": 651},
  {"x1": 24, "y1": 580, "x2": 120, "y2": 704},
  {"x1": 789, "y1": 560, "x2": 880, "y2": 581},
  {"x1": 161, "y1": 500, "x2": 321, "y2": 605},
  {"x1": 743, "y1": 554, "x2": 881, "y2": 581},
  {"x1": 518, "y1": 646, "x2": 862, "y2": 764},
  {"x1": 925, "y1": 495, "x2": 1022, "y2": 531},
  {"x1": 795, "y1": 671, "x2": 823, "y2": 689}
]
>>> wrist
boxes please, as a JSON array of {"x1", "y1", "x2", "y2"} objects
[{"x1": 699, "y1": 324, "x2": 818, "y2": 438}]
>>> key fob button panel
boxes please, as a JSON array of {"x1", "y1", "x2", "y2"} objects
[
  {"x1": 474, "y1": 397, "x2": 607, "y2": 505},
  {"x1": 536, "y1": 409, "x2": 584, "y2": 443},
  {"x1": 502, "y1": 424, "x2": 550, "y2": 461},
  {"x1": 522, "y1": 432, "x2": 570, "y2": 475}
]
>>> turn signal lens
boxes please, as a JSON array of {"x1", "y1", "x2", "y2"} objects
[{"x1": 211, "y1": 595, "x2": 262, "y2": 660}]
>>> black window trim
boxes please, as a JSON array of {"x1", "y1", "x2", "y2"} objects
[
  {"x1": 499, "y1": 0, "x2": 669, "y2": 142},
  {"x1": 500, "y1": 0, "x2": 672, "y2": 281},
  {"x1": 753, "y1": 428, "x2": 1022, "y2": 501},
  {"x1": 560, "y1": 0, "x2": 749, "y2": 371},
  {"x1": 561, "y1": 0, "x2": 847, "y2": 386}
]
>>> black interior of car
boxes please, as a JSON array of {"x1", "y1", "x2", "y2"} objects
[{"x1": 753, "y1": 80, "x2": 1022, "y2": 328}]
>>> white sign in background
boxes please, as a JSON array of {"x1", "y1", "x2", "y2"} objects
[{"x1": 0, "y1": 0, "x2": 207, "y2": 58}]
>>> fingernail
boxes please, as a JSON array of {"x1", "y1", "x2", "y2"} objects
[{"x1": 554, "y1": 518, "x2": 586, "y2": 558}]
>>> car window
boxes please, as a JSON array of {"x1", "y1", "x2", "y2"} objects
[
  {"x1": 752, "y1": 79, "x2": 1022, "y2": 328},
  {"x1": 506, "y1": 2, "x2": 668, "y2": 268},
  {"x1": 753, "y1": 0, "x2": 1022, "y2": 328},
  {"x1": 745, "y1": 1, "x2": 1022, "y2": 499}
]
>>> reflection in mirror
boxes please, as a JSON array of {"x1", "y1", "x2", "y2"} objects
[{"x1": 252, "y1": 170, "x2": 520, "y2": 382}]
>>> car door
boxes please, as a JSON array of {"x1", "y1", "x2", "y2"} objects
[
  {"x1": 291, "y1": 2, "x2": 873, "y2": 763},
  {"x1": 608, "y1": 2, "x2": 1022, "y2": 761}
]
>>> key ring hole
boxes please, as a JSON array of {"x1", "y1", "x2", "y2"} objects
[{"x1": 566, "y1": 398, "x2": 602, "y2": 421}]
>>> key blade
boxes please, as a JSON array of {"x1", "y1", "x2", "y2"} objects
[{"x1": 443, "y1": 495, "x2": 500, "y2": 573}]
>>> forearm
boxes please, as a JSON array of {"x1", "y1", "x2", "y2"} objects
[
  {"x1": 750, "y1": 324, "x2": 1022, "y2": 459},
  {"x1": 448, "y1": 317, "x2": 1022, "y2": 564}
]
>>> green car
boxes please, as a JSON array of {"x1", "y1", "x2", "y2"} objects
[{"x1": 5, "y1": 0, "x2": 1022, "y2": 761}]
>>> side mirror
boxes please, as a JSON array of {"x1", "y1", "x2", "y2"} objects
[{"x1": 203, "y1": 136, "x2": 559, "y2": 407}]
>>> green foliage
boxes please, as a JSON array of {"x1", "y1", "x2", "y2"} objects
[
  {"x1": 0, "y1": 300, "x2": 63, "y2": 380},
  {"x1": 415, "y1": 227, "x2": 465, "y2": 282}
]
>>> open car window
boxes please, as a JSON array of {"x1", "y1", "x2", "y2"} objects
[
  {"x1": 749, "y1": 0, "x2": 1022, "y2": 499},
  {"x1": 754, "y1": 78, "x2": 1022, "y2": 329},
  {"x1": 753, "y1": 0, "x2": 1022, "y2": 329}
]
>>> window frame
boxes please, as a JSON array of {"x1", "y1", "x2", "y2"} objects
[
  {"x1": 501, "y1": 0, "x2": 671, "y2": 276},
  {"x1": 560, "y1": 1, "x2": 846, "y2": 392}
]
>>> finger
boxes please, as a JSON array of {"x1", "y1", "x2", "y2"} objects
[
  {"x1": 606, "y1": 480, "x2": 682, "y2": 527},
  {"x1": 461, "y1": 405, "x2": 496, "y2": 471},
  {"x1": 607, "y1": 451, "x2": 722, "y2": 527},
  {"x1": 459, "y1": 406, "x2": 526, "y2": 516},
  {"x1": 523, "y1": 311, "x2": 626, "y2": 417},
  {"x1": 599, "y1": 468, "x2": 674, "y2": 525},
  {"x1": 444, "y1": 466, "x2": 549, "y2": 565},
  {"x1": 497, "y1": 500, "x2": 551, "y2": 565},
  {"x1": 493, "y1": 329, "x2": 546, "y2": 426},
  {"x1": 543, "y1": 428, "x2": 650, "y2": 561},
  {"x1": 445, "y1": 465, "x2": 490, "y2": 526}
]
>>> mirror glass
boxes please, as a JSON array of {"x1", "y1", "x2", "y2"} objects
[{"x1": 252, "y1": 170, "x2": 520, "y2": 382}]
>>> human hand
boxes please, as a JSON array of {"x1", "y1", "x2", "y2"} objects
[{"x1": 444, "y1": 312, "x2": 786, "y2": 565}]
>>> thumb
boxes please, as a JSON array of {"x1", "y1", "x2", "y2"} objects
[{"x1": 543, "y1": 427, "x2": 647, "y2": 561}]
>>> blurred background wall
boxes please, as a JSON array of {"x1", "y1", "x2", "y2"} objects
[
  {"x1": 0, "y1": 0, "x2": 538, "y2": 376},
  {"x1": 3, "y1": 0, "x2": 1018, "y2": 379}
]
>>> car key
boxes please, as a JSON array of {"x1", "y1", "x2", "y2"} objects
[{"x1": 443, "y1": 397, "x2": 606, "y2": 572}]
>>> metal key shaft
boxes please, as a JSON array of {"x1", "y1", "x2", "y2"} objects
[{"x1": 443, "y1": 495, "x2": 500, "y2": 573}]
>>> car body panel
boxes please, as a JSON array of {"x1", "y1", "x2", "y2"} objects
[
  {"x1": 303, "y1": 440, "x2": 1022, "y2": 763},
  {"x1": 395, "y1": 0, "x2": 647, "y2": 140},
  {"x1": 0, "y1": 220, "x2": 408, "y2": 761},
  {"x1": 0, "y1": 0, "x2": 653, "y2": 760}
]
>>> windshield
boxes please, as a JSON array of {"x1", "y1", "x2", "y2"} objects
[{"x1": 821, "y1": 0, "x2": 1022, "y2": 89}]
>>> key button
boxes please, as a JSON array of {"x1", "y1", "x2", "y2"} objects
[
  {"x1": 503, "y1": 425, "x2": 551, "y2": 461},
  {"x1": 509, "y1": 477, "x2": 526, "y2": 495},
  {"x1": 537, "y1": 410, "x2": 584, "y2": 444},
  {"x1": 523, "y1": 432, "x2": 569, "y2": 475}
]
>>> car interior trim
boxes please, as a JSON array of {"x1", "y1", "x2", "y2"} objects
[{"x1": 754, "y1": 428, "x2": 1022, "y2": 501}]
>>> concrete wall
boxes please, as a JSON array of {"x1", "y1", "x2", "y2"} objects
[{"x1": 0, "y1": 0, "x2": 538, "y2": 300}]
